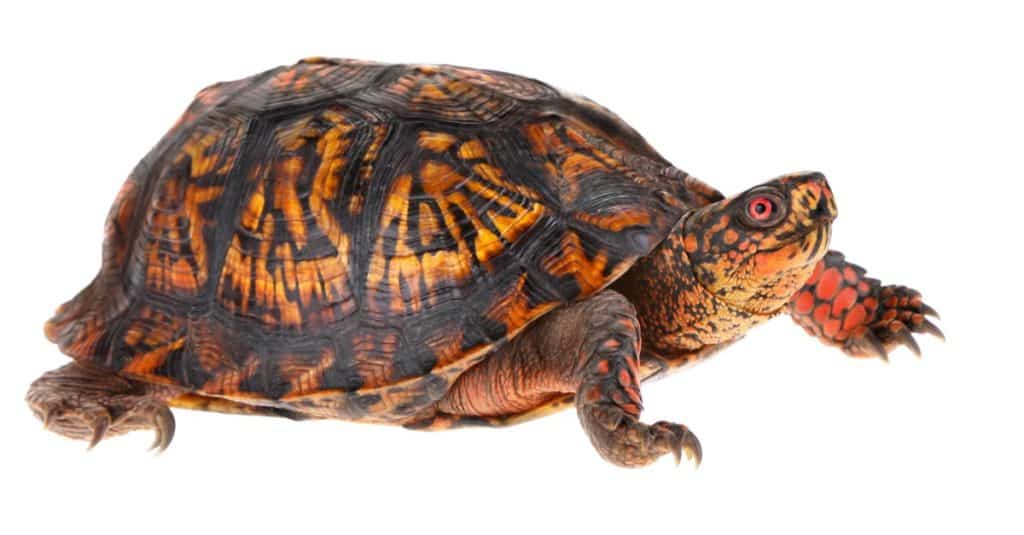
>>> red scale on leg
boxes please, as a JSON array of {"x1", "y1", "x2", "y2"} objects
[
  {"x1": 815, "y1": 267, "x2": 842, "y2": 300},
  {"x1": 788, "y1": 251, "x2": 943, "y2": 359},
  {"x1": 793, "y1": 290, "x2": 815, "y2": 315},
  {"x1": 831, "y1": 287, "x2": 858, "y2": 315},
  {"x1": 812, "y1": 303, "x2": 830, "y2": 331},
  {"x1": 842, "y1": 304, "x2": 868, "y2": 332}
]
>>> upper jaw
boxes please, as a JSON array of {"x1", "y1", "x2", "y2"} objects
[
  {"x1": 800, "y1": 222, "x2": 832, "y2": 265},
  {"x1": 748, "y1": 221, "x2": 832, "y2": 266}
]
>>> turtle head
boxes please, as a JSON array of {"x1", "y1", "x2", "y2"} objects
[{"x1": 681, "y1": 172, "x2": 837, "y2": 315}]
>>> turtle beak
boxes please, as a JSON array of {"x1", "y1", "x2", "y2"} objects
[
  {"x1": 810, "y1": 190, "x2": 837, "y2": 223},
  {"x1": 814, "y1": 174, "x2": 837, "y2": 221},
  {"x1": 805, "y1": 220, "x2": 832, "y2": 264},
  {"x1": 781, "y1": 171, "x2": 837, "y2": 226},
  {"x1": 794, "y1": 174, "x2": 835, "y2": 262}
]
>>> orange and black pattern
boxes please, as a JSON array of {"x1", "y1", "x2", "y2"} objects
[
  {"x1": 45, "y1": 58, "x2": 704, "y2": 422},
  {"x1": 789, "y1": 251, "x2": 942, "y2": 359},
  {"x1": 615, "y1": 172, "x2": 834, "y2": 361}
]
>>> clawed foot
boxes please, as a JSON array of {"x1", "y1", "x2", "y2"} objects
[
  {"x1": 651, "y1": 421, "x2": 703, "y2": 467},
  {"x1": 27, "y1": 363, "x2": 176, "y2": 452},
  {"x1": 30, "y1": 397, "x2": 175, "y2": 452},
  {"x1": 845, "y1": 285, "x2": 944, "y2": 360},
  {"x1": 791, "y1": 252, "x2": 944, "y2": 361},
  {"x1": 580, "y1": 404, "x2": 702, "y2": 468}
]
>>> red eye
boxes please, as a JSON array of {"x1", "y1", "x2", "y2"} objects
[{"x1": 747, "y1": 197, "x2": 776, "y2": 221}]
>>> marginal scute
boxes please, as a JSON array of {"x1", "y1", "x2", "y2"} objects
[
  {"x1": 46, "y1": 58, "x2": 695, "y2": 422},
  {"x1": 279, "y1": 349, "x2": 337, "y2": 398}
]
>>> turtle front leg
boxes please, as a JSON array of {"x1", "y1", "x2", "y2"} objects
[
  {"x1": 420, "y1": 290, "x2": 701, "y2": 468},
  {"x1": 26, "y1": 362, "x2": 176, "y2": 451},
  {"x1": 789, "y1": 251, "x2": 944, "y2": 360}
]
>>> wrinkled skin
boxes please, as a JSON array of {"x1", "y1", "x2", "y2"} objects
[
  {"x1": 25, "y1": 60, "x2": 941, "y2": 467},
  {"x1": 27, "y1": 170, "x2": 941, "y2": 468},
  {"x1": 421, "y1": 172, "x2": 941, "y2": 467}
]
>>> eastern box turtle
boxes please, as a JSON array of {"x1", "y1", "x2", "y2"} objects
[{"x1": 28, "y1": 58, "x2": 943, "y2": 467}]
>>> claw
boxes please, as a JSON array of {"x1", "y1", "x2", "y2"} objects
[
  {"x1": 681, "y1": 429, "x2": 703, "y2": 468},
  {"x1": 40, "y1": 406, "x2": 58, "y2": 429},
  {"x1": 920, "y1": 304, "x2": 940, "y2": 319},
  {"x1": 652, "y1": 422, "x2": 702, "y2": 469},
  {"x1": 894, "y1": 327, "x2": 922, "y2": 357},
  {"x1": 919, "y1": 319, "x2": 945, "y2": 341},
  {"x1": 88, "y1": 414, "x2": 111, "y2": 450},
  {"x1": 670, "y1": 442, "x2": 682, "y2": 465},
  {"x1": 863, "y1": 332, "x2": 889, "y2": 362},
  {"x1": 147, "y1": 406, "x2": 176, "y2": 453}
]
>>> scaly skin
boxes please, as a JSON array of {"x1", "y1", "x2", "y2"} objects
[
  {"x1": 27, "y1": 169, "x2": 942, "y2": 467},
  {"x1": 418, "y1": 172, "x2": 941, "y2": 468},
  {"x1": 414, "y1": 291, "x2": 701, "y2": 467},
  {"x1": 26, "y1": 362, "x2": 177, "y2": 452},
  {"x1": 26, "y1": 58, "x2": 944, "y2": 466},
  {"x1": 26, "y1": 362, "x2": 316, "y2": 450},
  {"x1": 789, "y1": 251, "x2": 943, "y2": 359},
  {"x1": 418, "y1": 173, "x2": 827, "y2": 466}
]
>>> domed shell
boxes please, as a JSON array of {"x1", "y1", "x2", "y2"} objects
[{"x1": 45, "y1": 58, "x2": 720, "y2": 421}]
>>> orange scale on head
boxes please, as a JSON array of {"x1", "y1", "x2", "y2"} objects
[
  {"x1": 684, "y1": 234, "x2": 698, "y2": 253},
  {"x1": 723, "y1": 229, "x2": 739, "y2": 245}
]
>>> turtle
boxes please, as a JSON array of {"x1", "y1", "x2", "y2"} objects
[{"x1": 27, "y1": 57, "x2": 943, "y2": 468}]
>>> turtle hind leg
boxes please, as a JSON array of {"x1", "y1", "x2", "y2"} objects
[{"x1": 27, "y1": 361, "x2": 176, "y2": 451}]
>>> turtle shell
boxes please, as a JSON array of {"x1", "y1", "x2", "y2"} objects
[{"x1": 45, "y1": 58, "x2": 722, "y2": 422}]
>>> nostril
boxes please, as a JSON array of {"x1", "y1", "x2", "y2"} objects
[{"x1": 809, "y1": 195, "x2": 834, "y2": 221}]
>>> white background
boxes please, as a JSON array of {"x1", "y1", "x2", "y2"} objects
[{"x1": 2, "y1": 1, "x2": 1021, "y2": 534}]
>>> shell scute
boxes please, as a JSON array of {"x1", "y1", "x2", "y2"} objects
[
  {"x1": 130, "y1": 112, "x2": 246, "y2": 299},
  {"x1": 47, "y1": 59, "x2": 692, "y2": 421},
  {"x1": 215, "y1": 104, "x2": 372, "y2": 332}
]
